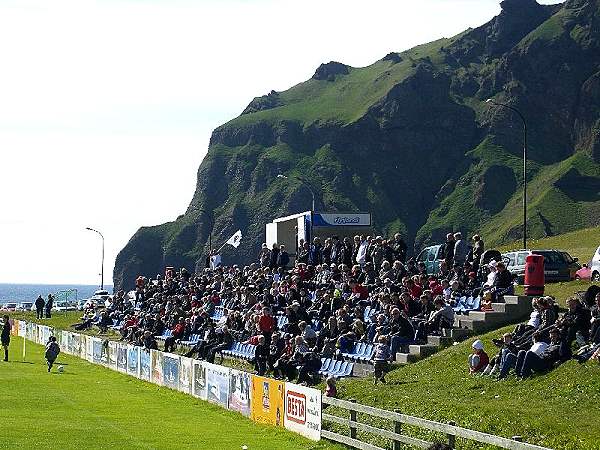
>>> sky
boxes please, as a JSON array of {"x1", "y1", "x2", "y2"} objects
[{"x1": 0, "y1": 0, "x2": 564, "y2": 286}]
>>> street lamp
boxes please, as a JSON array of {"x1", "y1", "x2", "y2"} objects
[
  {"x1": 85, "y1": 227, "x2": 104, "y2": 290},
  {"x1": 198, "y1": 208, "x2": 214, "y2": 255},
  {"x1": 486, "y1": 98, "x2": 528, "y2": 250},
  {"x1": 277, "y1": 174, "x2": 317, "y2": 212}
]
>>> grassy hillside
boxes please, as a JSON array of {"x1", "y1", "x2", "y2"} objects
[
  {"x1": 499, "y1": 223, "x2": 600, "y2": 262},
  {"x1": 335, "y1": 325, "x2": 600, "y2": 450},
  {"x1": 0, "y1": 336, "x2": 338, "y2": 450}
]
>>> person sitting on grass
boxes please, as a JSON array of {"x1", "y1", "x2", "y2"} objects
[
  {"x1": 515, "y1": 327, "x2": 571, "y2": 379},
  {"x1": 487, "y1": 332, "x2": 518, "y2": 378},
  {"x1": 371, "y1": 335, "x2": 391, "y2": 384},
  {"x1": 556, "y1": 297, "x2": 591, "y2": 346},
  {"x1": 45, "y1": 336, "x2": 60, "y2": 372},
  {"x1": 468, "y1": 339, "x2": 489, "y2": 374}
]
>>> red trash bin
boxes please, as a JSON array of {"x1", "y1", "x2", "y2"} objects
[{"x1": 524, "y1": 254, "x2": 545, "y2": 296}]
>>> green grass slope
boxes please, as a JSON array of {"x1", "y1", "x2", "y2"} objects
[
  {"x1": 335, "y1": 325, "x2": 600, "y2": 450},
  {"x1": 0, "y1": 336, "x2": 338, "y2": 450}
]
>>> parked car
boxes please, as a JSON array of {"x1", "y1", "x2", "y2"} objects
[
  {"x1": 416, "y1": 244, "x2": 444, "y2": 275},
  {"x1": 53, "y1": 301, "x2": 77, "y2": 312},
  {"x1": 1, "y1": 302, "x2": 17, "y2": 312},
  {"x1": 559, "y1": 251, "x2": 582, "y2": 280},
  {"x1": 17, "y1": 302, "x2": 33, "y2": 312},
  {"x1": 575, "y1": 245, "x2": 600, "y2": 281},
  {"x1": 502, "y1": 249, "x2": 576, "y2": 283}
]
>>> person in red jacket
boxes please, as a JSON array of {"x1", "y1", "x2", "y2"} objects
[
  {"x1": 469, "y1": 339, "x2": 489, "y2": 374},
  {"x1": 258, "y1": 306, "x2": 276, "y2": 344},
  {"x1": 164, "y1": 317, "x2": 186, "y2": 353}
]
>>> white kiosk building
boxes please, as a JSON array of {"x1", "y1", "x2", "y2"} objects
[{"x1": 265, "y1": 211, "x2": 372, "y2": 259}]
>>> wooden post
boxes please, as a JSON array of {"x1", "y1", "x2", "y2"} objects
[
  {"x1": 393, "y1": 409, "x2": 402, "y2": 450},
  {"x1": 447, "y1": 421, "x2": 456, "y2": 448},
  {"x1": 349, "y1": 399, "x2": 357, "y2": 439}
]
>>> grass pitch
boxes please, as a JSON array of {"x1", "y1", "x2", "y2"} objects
[{"x1": 0, "y1": 336, "x2": 338, "y2": 450}]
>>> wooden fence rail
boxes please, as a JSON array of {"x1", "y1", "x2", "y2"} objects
[{"x1": 321, "y1": 396, "x2": 552, "y2": 450}]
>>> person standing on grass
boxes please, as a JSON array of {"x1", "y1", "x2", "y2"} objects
[
  {"x1": 371, "y1": 335, "x2": 391, "y2": 384},
  {"x1": 35, "y1": 295, "x2": 45, "y2": 320},
  {"x1": 45, "y1": 336, "x2": 61, "y2": 372},
  {"x1": 45, "y1": 294, "x2": 54, "y2": 319},
  {"x1": 1, "y1": 315, "x2": 10, "y2": 362}
]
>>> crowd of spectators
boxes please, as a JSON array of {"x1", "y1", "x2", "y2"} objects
[
  {"x1": 469, "y1": 287, "x2": 600, "y2": 378},
  {"x1": 75, "y1": 231, "x2": 598, "y2": 384}
]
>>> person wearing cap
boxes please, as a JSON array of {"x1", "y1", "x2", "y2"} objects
[
  {"x1": 469, "y1": 339, "x2": 489, "y2": 374},
  {"x1": 515, "y1": 327, "x2": 571, "y2": 378}
]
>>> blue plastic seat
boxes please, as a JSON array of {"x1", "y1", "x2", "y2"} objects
[
  {"x1": 339, "y1": 362, "x2": 354, "y2": 377},
  {"x1": 352, "y1": 342, "x2": 366, "y2": 361},
  {"x1": 326, "y1": 360, "x2": 342, "y2": 376},
  {"x1": 331, "y1": 361, "x2": 349, "y2": 377},
  {"x1": 319, "y1": 358, "x2": 332, "y2": 374}
]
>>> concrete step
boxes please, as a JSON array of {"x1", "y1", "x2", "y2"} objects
[
  {"x1": 491, "y1": 302, "x2": 522, "y2": 314},
  {"x1": 455, "y1": 317, "x2": 488, "y2": 333},
  {"x1": 503, "y1": 295, "x2": 533, "y2": 306},
  {"x1": 446, "y1": 327, "x2": 470, "y2": 341},
  {"x1": 408, "y1": 344, "x2": 438, "y2": 357},
  {"x1": 466, "y1": 310, "x2": 505, "y2": 322},
  {"x1": 395, "y1": 352, "x2": 419, "y2": 365},
  {"x1": 427, "y1": 335, "x2": 453, "y2": 347}
]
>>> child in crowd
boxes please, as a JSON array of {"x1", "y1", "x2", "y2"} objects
[
  {"x1": 371, "y1": 335, "x2": 391, "y2": 384},
  {"x1": 325, "y1": 376, "x2": 337, "y2": 398},
  {"x1": 45, "y1": 336, "x2": 61, "y2": 372},
  {"x1": 468, "y1": 339, "x2": 489, "y2": 374}
]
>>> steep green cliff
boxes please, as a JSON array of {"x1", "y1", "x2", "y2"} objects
[{"x1": 115, "y1": 0, "x2": 600, "y2": 289}]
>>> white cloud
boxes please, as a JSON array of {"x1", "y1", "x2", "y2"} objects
[{"x1": 0, "y1": 0, "x2": 563, "y2": 284}]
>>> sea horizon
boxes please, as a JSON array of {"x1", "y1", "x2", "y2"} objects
[{"x1": 0, "y1": 283, "x2": 114, "y2": 304}]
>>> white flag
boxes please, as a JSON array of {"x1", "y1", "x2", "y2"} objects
[{"x1": 226, "y1": 230, "x2": 242, "y2": 248}]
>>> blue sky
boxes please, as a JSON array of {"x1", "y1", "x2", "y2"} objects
[{"x1": 0, "y1": 0, "x2": 563, "y2": 285}]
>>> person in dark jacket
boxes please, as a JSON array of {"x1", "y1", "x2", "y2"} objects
[
  {"x1": 557, "y1": 297, "x2": 591, "y2": 345},
  {"x1": 392, "y1": 233, "x2": 408, "y2": 263},
  {"x1": 516, "y1": 327, "x2": 571, "y2": 378},
  {"x1": 45, "y1": 294, "x2": 54, "y2": 319},
  {"x1": 143, "y1": 330, "x2": 158, "y2": 350},
  {"x1": 253, "y1": 335, "x2": 269, "y2": 375},
  {"x1": 442, "y1": 233, "x2": 455, "y2": 268},
  {"x1": 386, "y1": 308, "x2": 415, "y2": 355},
  {"x1": 1, "y1": 315, "x2": 10, "y2": 362},
  {"x1": 45, "y1": 336, "x2": 61, "y2": 372},
  {"x1": 491, "y1": 262, "x2": 513, "y2": 299},
  {"x1": 269, "y1": 244, "x2": 280, "y2": 269},
  {"x1": 276, "y1": 245, "x2": 290, "y2": 269},
  {"x1": 35, "y1": 295, "x2": 45, "y2": 320}
]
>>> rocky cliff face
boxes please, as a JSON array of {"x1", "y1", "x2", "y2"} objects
[{"x1": 114, "y1": 0, "x2": 600, "y2": 290}]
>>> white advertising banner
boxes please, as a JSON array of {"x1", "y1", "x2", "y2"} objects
[
  {"x1": 284, "y1": 383, "x2": 322, "y2": 441},
  {"x1": 192, "y1": 360, "x2": 207, "y2": 400},
  {"x1": 127, "y1": 345, "x2": 140, "y2": 378},
  {"x1": 205, "y1": 362, "x2": 230, "y2": 408},
  {"x1": 108, "y1": 341, "x2": 118, "y2": 370},
  {"x1": 179, "y1": 356, "x2": 193, "y2": 394},
  {"x1": 139, "y1": 348, "x2": 151, "y2": 381}
]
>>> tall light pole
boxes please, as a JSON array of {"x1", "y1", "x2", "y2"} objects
[
  {"x1": 486, "y1": 98, "x2": 528, "y2": 250},
  {"x1": 85, "y1": 227, "x2": 104, "y2": 290},
  {"x1": 277, "y1": 174, "x2": 317, "y2": 212},
  {"x1": 198, "y1": 209, "x2": 214, "y2": 268}
]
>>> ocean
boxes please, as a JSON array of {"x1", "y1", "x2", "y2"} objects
[{"x1": 0, "y1": 283, "x2": 113, "y2": 304}]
